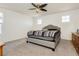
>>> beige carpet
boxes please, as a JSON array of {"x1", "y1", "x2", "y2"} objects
[{"x1": 3, "y1": 38, "x2": 78, "y2": 56}]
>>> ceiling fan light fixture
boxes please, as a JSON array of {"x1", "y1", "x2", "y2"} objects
[
  {"x1": 29, "y1": 3, "x2": 48, "y2": 13},
  {"x1": 36, "y1": 8, "x2": 42, "y2": 13}
]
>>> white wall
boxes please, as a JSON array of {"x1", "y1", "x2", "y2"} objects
[
  {"x1": 0, "y1": 7, "x2": 79, "y2": 42},
  {"x1": 32, "y1": 9, "x2": 79, "y2": 40},
  {"x1": 0, "y1": 8, "x2": 33, "y2": 42}
]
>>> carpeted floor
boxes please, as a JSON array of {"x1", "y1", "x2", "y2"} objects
[{"x1": 3, "y1": 38, "x2": 78, "y2": 56}]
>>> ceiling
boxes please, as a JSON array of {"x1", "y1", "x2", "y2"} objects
[{"x1": 0, "y1": 3, "x2": 79, "y2": 16}]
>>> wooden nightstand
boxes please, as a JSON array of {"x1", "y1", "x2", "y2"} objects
[
  {"x1": 0, "y1": 41, "x2": 5, "y2": 56},
  {"x1": 72, "y1": 33, "x2": 79, "y2": 55}
]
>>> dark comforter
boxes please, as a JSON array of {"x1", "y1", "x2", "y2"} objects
[{"x1": 27, "y1": 30, "x2": 60, "y2": 40}]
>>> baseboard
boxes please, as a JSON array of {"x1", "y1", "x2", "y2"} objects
[{"x1": 5, "y1": 37, "x2": 26, "y2": 43}]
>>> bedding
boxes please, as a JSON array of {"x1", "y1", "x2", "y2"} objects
[
  {"x1": 27, "y1": 30, "x2": 59, "y2": 38},
  {"x1": 27, "y1": 25, "x2": 61, "y2": 51}
]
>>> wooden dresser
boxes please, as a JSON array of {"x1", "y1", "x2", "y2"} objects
[
  {"x1": 0, "y1": 41, "x2": 5, "y2": 56},
  {"x1": 72, "y1": 33, "x2": 79, "y2": 55}
]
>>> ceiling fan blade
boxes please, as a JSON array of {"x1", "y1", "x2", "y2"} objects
[
  {"x1": 32, "y1": 3, "x2": 38, "y2": 8},
  {"x1": 39, "y1": 4, "x2": 48, "y2": 8},
  {"x1": 40, "y1": 9, "x2": 47, "y2": 12},
  {"x1": 29, "y1": 8, "x2": 36, "y2": 10}
]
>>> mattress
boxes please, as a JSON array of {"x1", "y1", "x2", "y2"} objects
[{"x1": 27, "y1": 38, "x2": 55, "y2": 49}]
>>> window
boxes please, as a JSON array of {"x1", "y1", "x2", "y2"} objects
[
  {"x1": 62, "y1": 15, "x2": 70, "y2": 23},
  {"x1": 37, "y1": 19, "x2": 42, "y2": 25},
  {"x1": 0, "y1": 12, "x2": 3, "y2": 34}
]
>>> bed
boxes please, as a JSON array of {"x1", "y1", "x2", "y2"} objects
[{"x1": 27, "y1": 25, "x2": 61, "y2": 51}]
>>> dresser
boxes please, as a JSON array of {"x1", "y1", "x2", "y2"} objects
[
  {"x1": 0, "y1": 41, "x2": 5, "y2": 56},
  {"x1": 72, "y1": 33, "x2": 79, "y2": 55}
]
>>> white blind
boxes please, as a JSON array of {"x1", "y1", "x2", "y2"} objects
[
  {"x1": 62, "y1": 15, "x2": 70, "y2": 23},
  {"x1": 37, "y1": 19, "x2": 42, "y2": 25},
  {"x1": 0, "y1": 12, "x2": 3, "y2": 34}
]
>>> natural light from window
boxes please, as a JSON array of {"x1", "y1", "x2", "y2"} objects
[
  {"x1": 0, "y1": 12, "x2": 3, "y2": 34},
  {"x1": 37, "y1": 19, "x2": 42, "y2": 25},
  {"x1": 62, "y1": 15, "x2": 70, "y2": 23}
]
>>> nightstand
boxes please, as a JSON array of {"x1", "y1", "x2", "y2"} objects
[
  {"x1": 0, "y1": 41, "x2": 5, "y2": 56},
  {"x1": 72, "y1": 33, "x2": 79, "y2": 55}
]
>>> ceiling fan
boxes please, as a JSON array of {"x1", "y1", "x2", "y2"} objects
[{"x1": 29, "y1": 3, "x2": 48, "y2": 13}]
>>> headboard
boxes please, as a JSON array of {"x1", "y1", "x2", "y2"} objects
[{"x1": 43, "y1": 25, "x2": 60, "y2": 30}]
